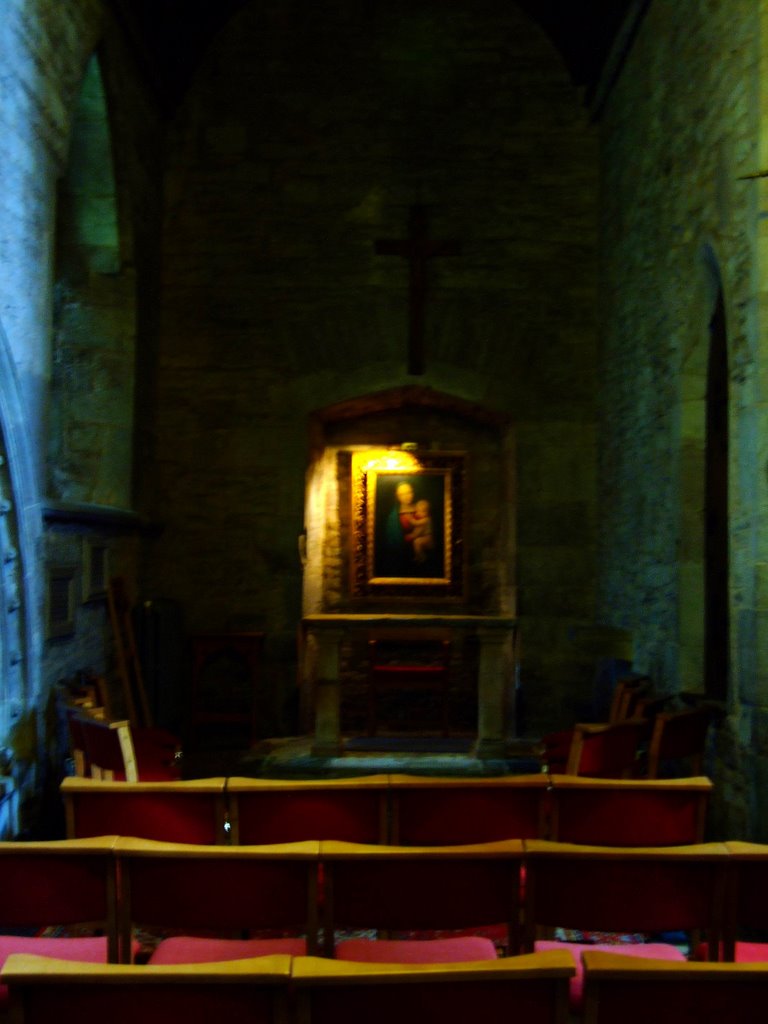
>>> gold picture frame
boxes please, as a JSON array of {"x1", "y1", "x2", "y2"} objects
[{"x1": 351, "y1": 450, "x2": 465, "y2": 600}]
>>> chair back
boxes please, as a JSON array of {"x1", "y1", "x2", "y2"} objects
[
  {"x1": 646, "y1": 707, "x2": 711, "y2": 778},
  {"x1": 0, "y1": 838, "x2": 120, "y2": 962},
  {"x1": 722, "y1": 841, "x2": 768, "y2": 960},
  {"x1": 226, "y1": 776, "x2": 390, "y2": 844},
  {"x1": 388, "y1": 774, "x2": 549, "y2": 844},
  {"x1": 319, "y1": 839, "x2": 524, "y2": 957},
  {"x1": 565, "y1": 720, "x2": 645, "y2": 778},
  {"x1": 0, "y1": 953, "x2": 291, "y2": 1024},
  {"x1": 61, "y1": 777, "x2": 229, "y2": 844},
  {"x1": 292, "y1": 950, "x2": 575, "y2": 1024},
  {"x1": 547, "y1": 776, "x2": 712, "y2": 845},
  {"x1": 582, "y1": 950, "x2": 768, "y2": 1024},
  {"x1": 522, "y1": 840, "x2": 729, "y2": 959},
  {"x1": 113, "y1": 837, "x2": 320, "y2": 961}
]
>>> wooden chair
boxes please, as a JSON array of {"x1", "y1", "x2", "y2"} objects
[
  {"x1": 226, "y1": 775, "x2": 390, "y2": 845},
  {"x1": 522, "y1": 839, "x2": 730, "y2": 1013},
  {"x1": 547, "y1": 775, "x2": 712, "y2": 846},
  {"x1": 562, "y1": 718, "x2": 647, "y2": 778},
  {"x1": 541, "y1": 676, "x2": 651, "y2": 774},
  {"x1": 61, "y1": 776, "x2": 229, "y2": 844},
  {"x1": 0, "y1": 952, "x2": 292, "y2": 1024},
  {"x1": 582, "y1": 949, "x2": 768, "y2": 1024},
  {"x1": 388, "y1": 773, "x2": 550, "y2": 845},
  {"x1": 291, "y1": 950, "x2": 576, "y2": 1024},
  {"x1": 645, "y1": 707, "x2": 711, "y2": 778},
  {"x1": 366, "y1": 629, "x2": 452, "y2": 736},
  {"x1": 319, "y1": 839, "x2": 524, "y2": 960},
  {"x1": 113, "y1": 836, "x2": 320, "y2": 963},
  {"x1": 0, "y1": 837, "x2": 121, "y2": 1012},
  {"x1": 77, "y1": 714, "x2": 181, "y2": 782}
]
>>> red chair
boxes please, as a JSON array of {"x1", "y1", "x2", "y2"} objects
[
  {"x1": 113, "y1": 837, "x2": 319, "y2": 963},
  {"x1": 645, "y1": 707, "x2": 711, "y2": 778},
  {"x1": 77, "y1": 715, "x2": 181, "y2": 782},
  {"x1": 562, "y1": 719, "x2": 647, "y2": 778},
  {"x1": 547, "y1": 775, "x2": 712, "y2": 846},
  {"x1": 226, "y1": 775, "x2": 390, "y2": 844},
  {"x1": 0, "y1": 837, "x2": 122, "y2": 1011},
  {"x1": 292, "y1": 951, "x2": 575, "y2": 1024},
  {"x1": 0, "y1": 952, "x2": 291, "y2": 1024},
  {"x1": 522, "y1": 840, "x2": 730, "y2": 1013},
  {"x1": 582, "y1": 950, "x2": 768, "y2": 1024},
  {"x1": 320, "y1": 839, "x2": 524, "y2": 961},
  {"x1": 388, "y1": 773, "x2": 550, "y2": 845},
  {"x1": 61, "y1": 777, "x2": 229, "y2": 844}
]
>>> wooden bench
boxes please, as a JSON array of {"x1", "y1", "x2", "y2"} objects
[
  {"x1": 1, "y1": 952, "x2": 291, "y2": 1024},
  {"x1": 61, "y1": 776, "x2": 229, "y2": 844}
]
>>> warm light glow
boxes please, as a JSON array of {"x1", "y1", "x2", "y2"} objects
[{"x1": 359, "y1": 448, "x2": 421, "y2": 473}]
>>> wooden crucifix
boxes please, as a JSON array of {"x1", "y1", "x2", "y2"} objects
[{"x1": 375, "y1": 205, "x2": 461, "y2": 375}]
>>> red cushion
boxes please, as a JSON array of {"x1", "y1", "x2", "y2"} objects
[
  {"x1": 336, "y1": 936, "x2": 497, "y2": 963},
  {"x1": 0, "y1": 935, "x2": 111, "y2": 1007},
  {"x1": 148, "y1": 935, "x2": 307, "y2": 964},
  {"x1": 535, "y1": 940, "x2": 686, "y2": 1010}
]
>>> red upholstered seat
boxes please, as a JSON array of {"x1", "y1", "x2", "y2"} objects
[
  {"x1": 0, "y1": 936, "x2": 109, "y2": 1008},
  {"x1": 535, "y1": 940, "x2": 686, "y2": 1011},
  {"x1": 149, "y1": 936, "x2": 307, "y2": 964},
  {"x1": 336, "y1": 936, "x2": 497, "y2": 963}
]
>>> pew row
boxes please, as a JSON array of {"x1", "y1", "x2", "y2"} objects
[
  {"x1": 0, "y1": 953, "x2": 292, "y2": 1024},
  {"x1": 581, "y1": 950, "x2": 768, "y2": 1024},
  {"x1": 0, "y1": 951, "x2": 576, "y2": 1024},
  {"x1": 61, "y1": 773, "x2": 713, "y2": 847}
]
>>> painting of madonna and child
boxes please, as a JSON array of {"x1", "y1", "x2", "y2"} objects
[{"x1": 370, "y1": 472, "x2": 450, "y2": 583}]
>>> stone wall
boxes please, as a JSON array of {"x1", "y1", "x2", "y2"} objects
[
  {"x1": 146, "y1": 0, "x2": 599, "y2": 737},
  {"x1": 597, "y1": 0, "x2": 764, "y2": 837}
]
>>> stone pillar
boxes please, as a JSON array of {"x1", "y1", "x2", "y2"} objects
[{"x1": 310, "y1": 627, "x2": 344, "y2": 756}]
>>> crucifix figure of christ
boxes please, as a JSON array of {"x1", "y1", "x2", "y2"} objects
[{"x1": 374, "y1": 205, "x2": 461, "y2": 375}]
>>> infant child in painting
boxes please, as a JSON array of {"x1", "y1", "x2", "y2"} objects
[{"x1": 410, "y1": 499, "x2": 434, "y2": 562}]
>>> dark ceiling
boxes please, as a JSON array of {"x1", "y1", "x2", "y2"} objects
[{"x1": 108, "y1": 0, "x2": 647, "y2": 116}]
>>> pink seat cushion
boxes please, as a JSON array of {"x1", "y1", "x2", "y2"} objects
[
  {"x1": 336, "y1": 936, "x2": 498, "y2": 963},
  {"x1": 535, "y1": 940, "x2": 686, "y2": 1011},
  {"x1": 0, "y1": 935, "x2": 111, "y2": 1008},
  {"x1": 148, "y1": 935, "x2": 307, "y2": 964}
]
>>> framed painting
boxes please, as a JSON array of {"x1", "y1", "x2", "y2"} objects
[{"x1": 351, "y1": 451, "x2": 465, "y2": 600}]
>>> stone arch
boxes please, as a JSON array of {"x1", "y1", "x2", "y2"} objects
[{"x1": 678, "y1": 245, "x2": 729, "y2": 697}]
